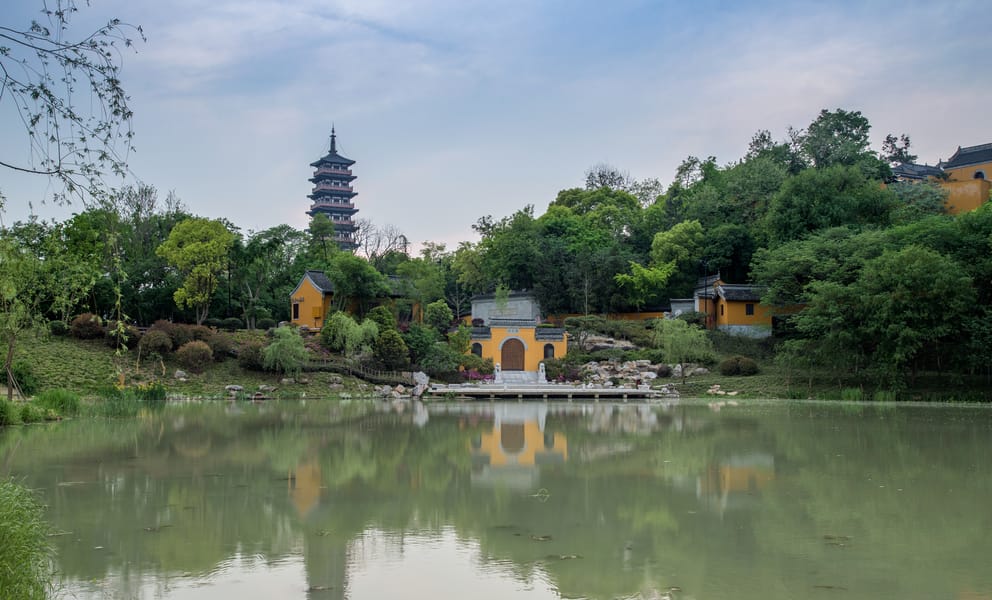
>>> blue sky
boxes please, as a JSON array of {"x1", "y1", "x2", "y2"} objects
[{"x1": 1, "y1": 0, "x2": 989, "y2": 249}]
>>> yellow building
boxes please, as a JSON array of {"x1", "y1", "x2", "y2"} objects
[
  {"x1": 940, "y1": 143, "x2": 992, "y2": 214},
  {"x1": 289, "y1": 270, "x2": 335, "y2": 329},
  {"x1": 468, "y1": 292, "x2": 567, "y2": 381},
  {"x1": 694, "y1": 276, "x2": 772, "y2": 338}
]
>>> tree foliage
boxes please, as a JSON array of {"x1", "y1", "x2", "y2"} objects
[
  {"x1": 0, "y1": 1, "x2": 143, "y2": 201},
  {"x1": 156, "y1": 218, "x2": 235, "y2": 325}
]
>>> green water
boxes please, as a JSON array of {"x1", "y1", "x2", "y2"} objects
[{"x1": 1, "y1": 399, "x2": 991, "y2": 599}]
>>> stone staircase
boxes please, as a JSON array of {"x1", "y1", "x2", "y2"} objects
[{"x1": 498, "y1": 370, "x2": 539, "y2": 384}]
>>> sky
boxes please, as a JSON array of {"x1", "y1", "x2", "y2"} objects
[{"x1": 1, "y1": 0, "x2": 989, "y2": 250}]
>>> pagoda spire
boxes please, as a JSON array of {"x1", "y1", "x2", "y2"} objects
[{"x1": 330, "y1": 125, "x2": 337, "y2": 153}]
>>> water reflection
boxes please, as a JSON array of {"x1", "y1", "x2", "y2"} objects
[{"x1": 1, "y1": 399, "x2": 991, "y2": 599}]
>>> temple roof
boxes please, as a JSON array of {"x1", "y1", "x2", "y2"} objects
[
  {"x1": 716, "y1": 284, "x2": 764, "y2": 302},
  {"x1": 309, "y1": 127, "x2": 355, "y2": 167},
  {"x1": 891, "y1": 162, "x2": 944, "y2": 180},
  {"x1": 305, "y1": 270, "x2": 334, "y2": 293},
  {"x1": 941, "y1": 143, "x2": 992, "y2": 169}
]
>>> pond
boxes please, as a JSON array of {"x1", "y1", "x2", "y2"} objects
[{"x1": 2, "y1": 399, "x2": 991, "y2": 600}]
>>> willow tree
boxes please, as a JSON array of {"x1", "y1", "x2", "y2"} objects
[{"x1": 156, "y1": 218, "x2": 235, "y2": 325}]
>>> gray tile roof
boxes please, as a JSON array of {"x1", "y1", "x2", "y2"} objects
[
  {"x1": 306, "y1": 270, "x2": 334, "y2": 293},
  {"x1": 942, "y1": 143, "x2": 992, "y2": 170},
  {"x1": 716, "y1": 284, "x2": 764, "y2": 302},
  {"x1": 891, "y1": 162, "x2": 944, "y2": 180}
]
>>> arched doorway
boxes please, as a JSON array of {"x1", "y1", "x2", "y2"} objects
[{"x1": 501, "y1": 338, "x2": 525, "y2": 371}]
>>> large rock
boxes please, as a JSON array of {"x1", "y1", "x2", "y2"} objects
[{"x1": 413, "y1": 371, "x2": 429, "y2": 386}]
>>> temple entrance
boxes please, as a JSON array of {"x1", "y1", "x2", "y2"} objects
[{"x1": 501, "y1": 339, "x2": 525, "y2": 371}]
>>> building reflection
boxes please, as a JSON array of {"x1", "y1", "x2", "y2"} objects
[
  {"x1": 468, "y1": 403, "x2": 567, "y2": 490},
  {"x1": 693, "y1": 452, "x2": 775, "y2": 515}
]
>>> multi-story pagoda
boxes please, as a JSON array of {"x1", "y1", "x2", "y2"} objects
[{"x1": 307, "y1": 127, "x2": 359, "y2": 251}]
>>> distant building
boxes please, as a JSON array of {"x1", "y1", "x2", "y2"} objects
[
  {"x1": 939, "y1": 143, "x2": 992, "y2": 213},
  {"x1": 692, "y1": 275, "x2": 772, "y2": 338},
  {"x1": 891, "y1": 142, "x2": 992, "y2": 214},
  {"x1": 307, "y1": 127, "x2": 359, "y2": 250},
  {"x1": 469, "y1": 291, "x2": 567, "y2": 382},
  {"x1": 289, "y1": 270, "x2": 335, "y2": 329}
]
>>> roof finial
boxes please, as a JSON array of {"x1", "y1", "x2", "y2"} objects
[{"x1": 330, "y1": 125, "x2": 337, "y2": 153}]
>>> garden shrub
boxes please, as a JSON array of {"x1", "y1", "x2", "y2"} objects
[
  {"x1": 221, "y1": 317, "x2": 243, "y2": 331},
  {"x1": 424, "y1": 300, "x2": 454, "y2": 333},
  {"x1": 169, "y1": 324, "x2": 195, "y2": 348},
  {"x1": 459, "y1": 353, "x2": 494, "y2": 375},
  {"x1": 543, "y1": 357, "x2": 585, "y2": 382},
  {"x1": 403, "y1": 322, "x2": 440, "y2": 365},
  {"x1": 203, "y1": 317, "x2": 223, "y2": 329},
  {"x1": 4, "y1": 361, "x2": 40, "y2": 396},
  {"x1": 238, "y1": 340, "x2": 266, "y2": 371},
  {"x1": 256, "y1": 317, "x2": 277, "y2": 330},
  {"x1": 175, "y1": 341, "x2": 213, "y2": 373},
  {"x1": 0, "y1": 399, "x2": 21, "y2": 426},
  {"x1": 420, "y1": 343, "x2": 461, "y2": 378},
  {"x1": 70, "y1": 312, "x2": 104, "y2": 339},
  {"x1": 149, "y1": 320, "x2": 195, "y2": 348},
  {"x1": 48, "y1": 320, "x2": 68, "y2": 336},
  {"x1": 34, "y1": 389, "x2": 81, "y2": 416},
  {"x1": 104, "y1": 321, "x2": 142, "y2": 350},
  {"x1": 139, "y1": 329, "x2": 173, "y2": 356},
  {"x1": 206, "y1": 332, "x2": 234, "y2": 360},
  {"x1": 624, "y1": 348, "x2": 667, "y2": 364},
  {"x1": 262, "y1": 326, "x2": 308, "y2": 377},
  {"x1": 374, "y1": 329, "x2": 410, "y2": 370},
  {"x1": 188, "y1": 325, "x2": 213, "y2": 342},
  {"x1": 676, "y1": 311, "x2": 707, "y2": 327},
  {"x1": 367, "y1": 305, "x2": 397, "y2": 333},
  {"x1": 656, "y1": 363, "x2": 673, "y2": 378},
  {"x1": 19, "y1": 403, "x2": 47, "y2": 423},
  {"x1": 0, "y1": 479, "x2": 54, "y2": 599},
  {"x1": 718, "y1": 355, "x2": 760, "y2": 376}
]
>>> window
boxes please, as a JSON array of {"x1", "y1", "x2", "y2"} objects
[
  {"x1": 975, "y1": 170, "x2": 986, "y2": 180},
  {"x1": 544, "y1": 343, "x2": 555, "y2": 359},
  {"x1": 720, "y1": 304, "x2": 724, "y2": 316},
  {"x1": 471, "y1": 343, "x2": 483, "y2": 357},
  {"x1": 292, "y1": 303, "x2": 300, "y2": 320},
  {"x1": 746, "y1": 303, "x2": 755, "y2": 316}
]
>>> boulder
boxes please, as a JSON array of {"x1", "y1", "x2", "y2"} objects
[
  {"x1": 174, "y1": 370, "x2": 187, "y2": 379},
  {"x1": 225, "y1": 384, "x2": 243, "y2": 393}
]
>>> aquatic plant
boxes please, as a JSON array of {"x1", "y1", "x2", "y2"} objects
[{"x1": 0, "y1": 479, "x2": 54, "y2": 599}]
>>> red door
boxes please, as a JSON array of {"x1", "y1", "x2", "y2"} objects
[{"x1": 501, "y1": 339, "x2": 525, "y2": 371}]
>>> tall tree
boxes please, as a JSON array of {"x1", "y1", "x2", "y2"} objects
[
  {"x1": 156, "y1": 218, "x2": 235, "y2": 325},
  {"x1": 0, "y1": 1, "x2": 143, "y2": 201}
]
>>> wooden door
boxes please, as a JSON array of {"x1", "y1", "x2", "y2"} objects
[{"x1": 501, "y1": 338, "x2": 525, "y2": 371}]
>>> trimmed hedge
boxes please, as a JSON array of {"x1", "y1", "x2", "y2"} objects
[
  {"x1": 175, "y1": 341, "x2": 213, "y2": 373},
  {"x1": 718, "y1": 355, "x2": 760, "y2": 376}
]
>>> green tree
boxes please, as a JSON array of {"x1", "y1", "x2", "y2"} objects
[
  {"x1": 653, "y1": 319, "x2": 713, "y2": 383},
  {"x1": 423, "y1": 299, "x2": 453, "y2": 333},
  {"x1": 374, "y1": 329, "x2": 410, "y2": 370},
  {"x1": 366, "y1": 305, "x2": 397, "y2": 332},
  {"x1": 156, "y1": 218, "x2": 235, "y2": 325},
  {"x1": 0, "y1": 237, "x2": 46, "y2": 401},
  {"x1": 262, "y1": 326, "x2": 308, "y2": 377},
  {"x1": 0, "y1": 1, "x2": 143, "y2": 202},
  {"x1": 765, "y1": 165, "x2": 895, "y2": 245},
  {"x1": 797, "y1": 108, "x2": 888, "y2": 178},
  {"x1": 232, "y1": 225, "x2": 307, "y2": 328},
  {"x1": 325, "y1": 252, "x2": 390, "y2": 317}
]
